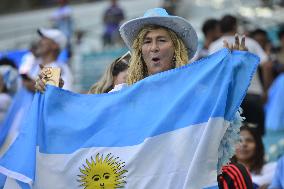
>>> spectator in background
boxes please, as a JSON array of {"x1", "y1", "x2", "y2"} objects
[
  {"x1": 195, "y1": 18, "x2": 221, "y2": 60},
  {"x1": 0, "y1": 59, "x2": 18, "y2": 96},
  {"x1": 88, "y1": 52, "x2": 130, "y2": 94},
  {"x1": 19, "y1": 41, "x2": 40, "y2": 77},
  {"x1": 0, "y1": 72, "x2": 12, "y2": 124},
  {"x1": 209, "y1": 15, "x2": 271, "y2": 136},
  {"x1": 231, "y1": 123, "x2": 277, "y2": 189},
  {"x1": 250, "y1": 29, "x2": 270, "y2": 52},
  {"x1": 162, "y1": 0, "x2": 178, "y2": 15},
  {"x1": 274, "y1": 29, "x2": 284, "y2": 74},
  {"x1": 34, "y1": 28, "x2": 73, "y2": 92},
  {"x1": 102, "y1": 0, "x2": 125, "y2": 47},
  {"x1": 250, "y1": 28, "x2": 274, "y2": 97},
  {"x1": 269, "y1": 155, "x2": 284, "y2": 189},
  {"x1": 50, "y1": 0, "x2": 73, "y2": 58}
]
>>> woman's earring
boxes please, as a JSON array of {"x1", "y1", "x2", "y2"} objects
[{"x1": 172, "y1": 55, "x2": 176, "y2": 67}]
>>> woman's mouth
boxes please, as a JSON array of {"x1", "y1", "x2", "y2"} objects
[{"x1": 152, "y1": 57, "x2": 160, "y2": 62}]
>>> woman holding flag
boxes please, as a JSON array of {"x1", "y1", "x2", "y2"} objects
[{"x1": 26, "y1": 7, "x2": 256, "y2": 189}]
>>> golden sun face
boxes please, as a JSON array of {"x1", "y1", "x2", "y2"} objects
[{"x1": 78, "y1": 153, "x2": 128, "y2": 189}]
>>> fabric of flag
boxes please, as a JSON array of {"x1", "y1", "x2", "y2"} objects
[
  {"x1": 0, "y1": 87, "x2": 34, "y2": 188},
  {"x1": 0, "y1": 87, "x2": 34, "y2": 155},
  {"x1": 0, "y1": 49, "x2": 259, "y2": 189}
]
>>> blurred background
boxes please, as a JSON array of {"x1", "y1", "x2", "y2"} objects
[{"x1": 0, "y1": 0, "x2": 284, "y2": 90}]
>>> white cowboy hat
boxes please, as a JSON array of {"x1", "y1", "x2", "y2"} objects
[{"x1": 119, "y1": 8, "x2": 198, "y2": 59}]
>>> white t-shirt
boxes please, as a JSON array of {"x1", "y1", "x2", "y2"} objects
[
  {"x1": 252, "y1": 161, "x2": 277, "y2": 186},
  {"x1": 109, "y1": 83, "x2": 128, "y2": 93},
  {"x1": 209, "y1": 36, "x2": 269, "y2": 95},
  {"x1": 19, "y1": 52, "x2": 39, "y2": 76}
]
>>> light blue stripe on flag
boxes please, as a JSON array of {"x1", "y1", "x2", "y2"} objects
[
  {"x1": 0, "y1": 174, "x2": 6, "y2": 188},
  {"x1": 0, "y1": 87, "x2": 34, "y2": 155},
  {"x1": 0, "y1": 49, "x2": 259, "y2": 189},
  {"x1": 265, "y1": 73, "x2": 284, "y2": 131}
]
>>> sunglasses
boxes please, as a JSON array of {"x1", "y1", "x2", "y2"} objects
[{"x1": 117, "y1": 51, "x2": 131, "y2": 64}]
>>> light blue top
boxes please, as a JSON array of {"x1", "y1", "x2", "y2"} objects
[{"x1": 269, "y1": 156, "x2": 284, "y2": 189}]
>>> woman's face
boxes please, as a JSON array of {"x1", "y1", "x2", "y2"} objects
[
  {"x1": 141, "y1": 28, "x2": 175, "y2": 75},
  {"x1": 235, "y1": 130, "x2": 256, "y2": 162},
  {"x1": 113, "y1": 69, "x2": 128, "y2": 86}
]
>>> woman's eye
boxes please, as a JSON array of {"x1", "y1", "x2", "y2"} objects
[{"x1": 143, "y1": 40, "x2": 151, "y2": 44}]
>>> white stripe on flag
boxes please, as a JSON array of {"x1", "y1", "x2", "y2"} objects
[
  {"x1": 3, "y1": 177, "x2": 22, "y2": 189},
  {"x1": 0, "y1": 108, "x2": 25, "y2": 156},
  {"x1": 34, "y1": 117, "x2": 229, "y2": 189}
]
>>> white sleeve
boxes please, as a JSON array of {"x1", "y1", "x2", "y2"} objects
[
  {"x1": 60, "y1": 64, "x2": 73, "y2": 91},
  {"x1": 249, "y1": 39, "x2": 269, "y2": 64},
  {"x1": 208, "y1": 40, "x2": 223, "y2": 55}
]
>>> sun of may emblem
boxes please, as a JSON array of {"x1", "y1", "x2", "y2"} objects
[{"x1": 78, "y1": 153, "x2": 128, "y2": 189}]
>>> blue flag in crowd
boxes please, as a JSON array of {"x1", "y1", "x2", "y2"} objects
[
  {"x1": 0, "y1": 49, "x2": 259, "y2": 189},
  {"x1": 0, "y1": 87, "x2": 34, "y2": 153},
  {"x1": 0, "y1": 87, "x2": 34, "y2": 188},
  {"x1": 265, "y1": 73, "x2": 284, "y2": 131}
]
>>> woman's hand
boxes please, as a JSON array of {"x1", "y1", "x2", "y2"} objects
[
  {"x1": 35, "y1": 65, "x2": 64, "y2": 93},
  {"x1": 223, "y1": 34, "x2": 248, "y2": 51}
]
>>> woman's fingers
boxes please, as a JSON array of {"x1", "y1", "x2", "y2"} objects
[
  {"x1": 224, "y1": 34, "x2": 248, "y2": 51},
  {"x1": 233, "y1": 34, "x2": 240, "y2": 50},
  {"x1": 38, "y1": 80, "x2": 46, "y2": 91},
  {"x1": 38, "y1": 68, "x2": 52, "y2": 80},
  {"x1": 240, "y1": 35, "x2": 248, "y2": 51},
  {"x1": 35, "y1": 78, "x2": 46, "y2": 92}
]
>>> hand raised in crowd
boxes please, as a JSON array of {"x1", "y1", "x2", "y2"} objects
[
  {"x1": 223, "y1": 34, "x2": 248, "y2": 51},
  {"x1": 35, "y1": 64, "x2": 64, "y2": 93}
]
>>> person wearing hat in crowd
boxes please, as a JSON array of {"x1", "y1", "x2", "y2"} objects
[{"x1": 33, "y1": 28, "x2": 73, "y2": 91}]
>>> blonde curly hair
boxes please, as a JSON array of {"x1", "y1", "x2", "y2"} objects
[{"x1": 127, "y1": 25, "x2": 189, "y2": 85}]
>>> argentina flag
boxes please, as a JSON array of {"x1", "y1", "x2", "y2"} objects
[
  {"x1": 0, "y1": 49, "x2": 259, "y2": 189},
  {"x1": 0, "y1": 87, "x2": 34, "y2": 156}
]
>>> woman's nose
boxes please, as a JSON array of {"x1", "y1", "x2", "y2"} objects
[
  {"x1": 240, "y1": 140, "x2": 248, "y2": 147},
  {"x1": 150, "y1": 41, "x2": 159, "y2": 52}
]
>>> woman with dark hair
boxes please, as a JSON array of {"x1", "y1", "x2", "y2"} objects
[{"x1": 232, "y1": 123, "x2": 277, "y2": 188}]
